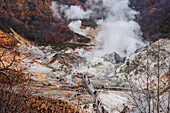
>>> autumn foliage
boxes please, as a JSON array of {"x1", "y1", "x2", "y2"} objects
[
  {"x1": 149, "y1": 8, "x2": 157, "y2": 13},
  {"x1": 0, "y1": 31, "x2": 26, "y2": 85},
  {"x1": 0, "y1": 89, "x2": 81, "y2": 113},
  {"x1": 0, "y1": 0, "x2": 79, "y2": 43},
  {"x1": 0, "y1": 29, "x2": 81, "y2": 113},
  {"x1": 130, "y1": 0, "x2": 169, "y2": 41}
]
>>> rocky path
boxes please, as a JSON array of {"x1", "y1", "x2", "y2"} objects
[{"x1": 74, "y1": 73, "x2": 105, "y2": 113}]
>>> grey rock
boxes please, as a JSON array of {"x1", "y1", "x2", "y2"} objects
[{"x1": 102, "y1": 52, "x2": 126, "y2": 64}]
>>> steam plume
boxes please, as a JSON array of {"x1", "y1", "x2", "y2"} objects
[{"x1": 50, "y1": 0, "x2": 145, "y2": 57}]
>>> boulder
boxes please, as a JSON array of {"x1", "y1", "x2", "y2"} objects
[{"x1": 102, "y1": 52, "x2": 126, "y2": 64}]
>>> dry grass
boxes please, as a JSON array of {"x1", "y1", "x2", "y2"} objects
[{"x1": 0, "y1": 84, "x2": 83, "y2": 113}]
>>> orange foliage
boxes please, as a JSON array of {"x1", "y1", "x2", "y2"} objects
[
  {"x1": 77, "y1": 83, "x2": 80, "y2": 88},
  {"x1": 0, "y1": 31, "x2": 17, "y2": 48},
  {"x1": 66, "y1": 93, "x2": 70, "y2": 98},
  {"x1": 0, "y1": 30, "x2": 28, "y2": 85},
  {"x1": 149, "y1": 8, "x2": 157, "y2": 13},
  {"x1": 81, "y1": 80, "x2": 84, "y2": 85}
]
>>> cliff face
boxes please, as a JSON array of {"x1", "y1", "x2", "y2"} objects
[{"x1": 130, "y1": 0, "x2": 170, "y2": 41}]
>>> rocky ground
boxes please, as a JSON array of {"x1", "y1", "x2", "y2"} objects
[
  {"x1": 0, "y1": 1, "x2": 169, "y2": 112},
  {"x1": 1, "y1": 26, "x2": 169, "y2": 112},
  {"x1": 23, "y1": 36, "x2": 170, "y2": 112}
]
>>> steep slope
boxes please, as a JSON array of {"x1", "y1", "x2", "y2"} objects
[
  {"x1": 0, "y1": 0, "x2": 79, "y2": 43},
  {"x1": 130, "y1": 0, "x2": 170, "y2": 41}
]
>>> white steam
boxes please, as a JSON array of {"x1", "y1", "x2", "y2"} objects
[
  {"x1": 68, "y1": 20, "x2": 91, "y2": 36},
  {"x1": 93, "y1": 0, "x2": 144, "y2": 57},
  {"x1": 65, "y1": 6, "x2": 92, "y2": 19},
  {"x1": 50, "y1": 1, "x2": 62, "y2": 18},
  {"x1": 50, "y1": 1, "x2": 92, "y2": 20},
  {"x1": 50, "y1": 0, "x2": 145, "y2": 57}
]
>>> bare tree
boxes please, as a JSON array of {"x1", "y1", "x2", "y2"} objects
[
  {"x1": 0, "y1": 30, "x2": 31, "y2": 112},
  {"x1": 126, "y1": 39, "x2": 170, "y2": 112}
]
